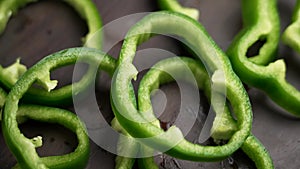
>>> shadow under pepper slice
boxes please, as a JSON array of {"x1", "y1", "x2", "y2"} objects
[{"x1": 0, "y1": 86, "x2": 89, "y2": 169}]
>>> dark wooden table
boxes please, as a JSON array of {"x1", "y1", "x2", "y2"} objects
[{"x1": 0, "y1": 0, "x2": 299, "y2": 168}]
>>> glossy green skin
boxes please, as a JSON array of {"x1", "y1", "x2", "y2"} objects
[
  {"x1": 0, "y1": 87, "x2": 90, "y2": 169},
  {"x1": 0, "y1": 0, "x2": 102, "y2": 105},
  {"x1": 136, "y1": 57, "x2": 273, "y2": 169},
  {"x1": 2, "y1": 48, "x2": 116, "y2": 169},
  {"x1": 111, "y1": 11, "x2": 252, "y2": 161},
  {"x1": 242, "y1": 135, "x2": 274, "y2": 169},
  {"x1": 227, "y1": 0, "x2": 300, "y2": 117},
  {"x1": 282, "y1": 0, "x2": 300, "y2": 53},
  {"x1": 12, "y1": 105, "x2": 90, "y2": 169},
  {"x1": 237, "y1": 0, "x2": 280, "y2": 65}
]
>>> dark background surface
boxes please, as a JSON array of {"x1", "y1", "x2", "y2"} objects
[{"x1": 0, "y1": 0, "x2": 299, "y2": 168}]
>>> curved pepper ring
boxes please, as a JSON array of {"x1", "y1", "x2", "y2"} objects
[
  {"x1": 164, "y1": 0, "x2": 296, "y2": 117},
  {"x1": 136, "y1": 57, "x2": 273, "y2": 169},
  {"x1": 0, "y1": 0, "x2": 102, "y2": 105},
  {"x1": 227, "y1": 0, "x2": 300, "y2": 117},
  {"x1": 1, "y1": 86, "x2": 89, "y2": 169},
  {"x1": 230, "y1": 0, "x2": 280, "y2": 65},
  {"x1": 12, "y1": 105, "x2": 90, "y2": 169},
  {"x1": 111, "y1": 11, "x2": 252, "y2": 161},
  {"x1": 2, "y1": 47, "x2": 116, "y2": 168}
]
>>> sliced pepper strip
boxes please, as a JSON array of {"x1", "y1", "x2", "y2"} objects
[
  {"x1": 226, "y1": 0, "x2": 300, "y2": 116},
  {"x1": 242, "y1": 134, "x2": 274, "y2": 169},
  {"x1": 282, "y1": 0, "x2": 300, "y2": 53},
  {"x1": 237, "y1": 0, "x2": 280, "y2": 65},
  {"x1": 0, "y1": 0, "x2": 102, "y2": 105},
  {"x1": 2, "y1": 47, "x2": 116, "y2": 168},
  {"x1": 1, "y1": 86, "x2": 90, "y2": 169},
  {"x1": 111, "y1": 11, "x2": 252, "y2": 161},
  {"x1": 136, "y1": 57, "x2": 273, "y2": 169},
  {"x1": 158, "y1": 0, "x2": 279, "y2": 65},
  {"x1": 12, "y1": 105, "x2": 90, "y2": 169}
]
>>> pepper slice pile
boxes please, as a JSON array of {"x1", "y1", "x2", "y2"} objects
[{"x1": 0, "y1": 0, "x2": 298, "y2": 169}]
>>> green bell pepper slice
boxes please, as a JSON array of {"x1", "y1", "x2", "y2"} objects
[
  {"x1": 111, "y1": 11, "x2": 252, "y2": 161},
  {"x1": 136, "y1": 57, "x2": 273, "y2": 169},
  {"x1": 227, "y1": 0, "x2": 300, "y2": 116},
  {"x1": 2, "y1": 47, "x2": 116, "y2": 168}
]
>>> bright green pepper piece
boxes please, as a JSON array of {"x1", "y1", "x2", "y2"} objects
[
  {"x1": 111, "y1": 11, "x2": 252, "y2": 161},
  {"x1": 237, "y1": 0, "x2": 280, "y2": 65},
  {"x1": 282, "y1": 0, "x2": 300, "y2": 53},
  {"x1": 242, "y1": 135, "x2": 274, "y2": 169},
  {"x1": 227, "y1": 0, "x2": 300, "y2": 117},
  {"x1": 2, "y1": 47, "x2": 116, "y2": 169},
  {"x1": 12, "y1": 105, "x2": 90, "y2": 169},
  {"x1": 0, "y1": 86, "x2": 90, "y2": 169},
  {"x1": 136, "y1": 57, "x2": 273, "y2": 169},
  {"x1": 0, "y1": 0, "x2": 103, "y2": 105}
]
